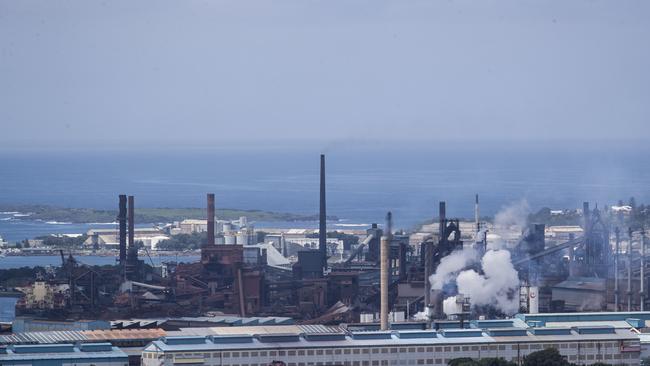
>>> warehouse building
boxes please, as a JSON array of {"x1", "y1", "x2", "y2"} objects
[
  {"x1": 141, "y1": 326, "x2": 641, "y2": 366},
  {"x1": 0, "y1": 342, "x2": 128, "y2": 366}
]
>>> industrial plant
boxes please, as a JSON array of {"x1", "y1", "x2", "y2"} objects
[{"x1": 2, "y1": 154, "x2": 650, "y2": 365}]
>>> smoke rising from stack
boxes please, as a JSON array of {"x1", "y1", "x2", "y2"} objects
[
  {"x1": 454, "y1": 249, "x2": 520, "y2": 315},
  {"x1": 427, "y1": 200, "x2": 529, "y2": 316},
  {"x1": 429, "y1": 247, "x2": 479, "y2": 291}
]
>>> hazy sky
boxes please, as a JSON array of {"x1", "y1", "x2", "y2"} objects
[{"x1": 1, "y1": 1, "x2": 648, "y2": 147}]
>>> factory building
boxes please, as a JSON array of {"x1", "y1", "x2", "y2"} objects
[
  {"x1": 141, "y1": 325, "x2": 641, "y2": 366},
  {"x1": 0, "y1": 343, "x2": 128, "y2": 366}
]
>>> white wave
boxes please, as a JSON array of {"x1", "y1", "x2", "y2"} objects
[
  {"x1": 333, "y1": 223, "x2": 371, "y2": 227},
  {"x1": 45, "y1": 221, "x2": 73, "y2": 225},
  {"x1": 12, "y1": 213, "x2": 31, "y2": 217},
  {"x1": 0, "y1": 211, "x2": 19, "y2": 215},
  {"x1": 87, "y1": 222, "x2": 119, "y2": 225},
  {"x1": 0, "y1": 217, "x2": 12, "y2": 221}
]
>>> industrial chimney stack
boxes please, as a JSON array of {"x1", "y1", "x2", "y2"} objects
[
  {"x1": 319, "y1": 154, "x2": 327, "y2": 270},
  {"x1": 207, "y1": 193, "x2": 215, "y2": 246},
  {"x1": 118, "y1": 195, "x2": 127, "y2": 264},
  {"x1": 380, "y1": 211, "x2": 392, "y2": 331},
  {"x1": 127, "y1": 195, "x2": 135, "y2": 253}
]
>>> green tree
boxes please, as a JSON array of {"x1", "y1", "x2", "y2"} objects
[{"x1": 523, "y1": 348, "x2": 569, "y2": 366}]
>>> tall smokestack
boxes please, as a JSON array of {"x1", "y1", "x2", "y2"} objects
[
  {"x1": 475, "y1": 194, "x2": 480, "y2": 234},
  {"x1": 380, "y1": 211, "x2": 391, "y2": 331},
  {"x1": 319, "y1": 154, "x2": 327, "y2": 269},
  {"x1": 642, "y1": 228, "x2": 646, "y2": 311},
  {"x1": 583, "y1": 202, "x2": 590, "y2": 230},
  {"x1": 207, "y1": 193, "x2": 215, "y2": 246},
  {"x1": 118, "y1": 195, "x2": 127, "y2": 264},
  {"x1": 628, "y1": 227, "x2": 633, "y2": 311},
  {"x1": 614, "y1": 227, "x2": 620, "y2": 311},
  {"x1": 128, "y1": 195, "x2": 135, "y2": 252},
  {"x1": 439, "y1": 201, "x2": 446, "y2": 239}
]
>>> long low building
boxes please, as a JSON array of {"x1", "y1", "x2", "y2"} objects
[
  {"x1": 0, "y1": 342, "x2": 128, "y2": 366},
  {"x1": 142, "y1": 326, "x2": 641, "y2": 366}
]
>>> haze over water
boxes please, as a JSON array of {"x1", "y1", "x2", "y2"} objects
[{"x1": 1, "y1": 143, "x2": 648, "y2": 233}]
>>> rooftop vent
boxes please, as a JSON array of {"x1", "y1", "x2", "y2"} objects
[
  {"x1": 303, "y1": 333, "x2": 347, "y2": 342},
  {"x1": 162, "y1": 336, "x2": 207, "y2": 345},
  {"x1": 573, "y1": 326, "x2": 615, "y2": 335},
  {"x1": 440, "y1": 329, "x2": 483, "y2": 338},
  {"x1": 528, "y1": 327, "x2": 572, "y2": 336},
  {"x1": 209, "y1": 335, "x2": 254, "y2": 344},
  {"x1": 351, "y1": 332, "x2": 393, "y2": 340},
  {"x1": 256, "y1": 334, "x2": 300, "y2": 343},
  {"x1": 473, "y1": 320, "x2": 514, "y2": 329},
  {"x1": 79, "y1": 343, "x2": 113, "y2": 352},
  {"x1": 487, "y1": 328, "x2": 527, "y2": 337},
  {"x1": 395, "y1": 331, "x2": 437, "y2": 339},
  {"x1": 12, "y1": 344, "x2": 75, "y2": 354}
]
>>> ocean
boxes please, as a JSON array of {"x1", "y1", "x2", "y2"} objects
[{"x1": 1, "y1": 142, "x2": 649, "y2": 240}]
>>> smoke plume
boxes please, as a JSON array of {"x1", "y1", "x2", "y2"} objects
[
  {"x1": 429, "y1": 247, "x2": 478, "y2": 290},
  {"x1": 490, "y1": 199, "x2": 530, "y2": 250},
  {"x1": 453, "y1": 249, "x2": 520, "y2": 315}
]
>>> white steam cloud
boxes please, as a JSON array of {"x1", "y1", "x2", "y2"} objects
[
  {"x1": 453, "y1": 249, "x2": 520, "y2": 315},
  {"x1": 429, "y1": 247, "x2": 478, "y2": 291},
  {"x1": 490, "y1": 199, "x2": 530, "y2": 250}
]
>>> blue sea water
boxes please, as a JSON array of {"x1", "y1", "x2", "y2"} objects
[{"x1": 0, "y1": 142, "x2": 649, "y2": 240}]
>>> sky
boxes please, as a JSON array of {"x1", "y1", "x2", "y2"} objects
[{"x1": 1, "y1": 1, "x2": 649, "y2": 148}]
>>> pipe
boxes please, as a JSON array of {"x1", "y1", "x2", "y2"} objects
[
  {"x1": 614, "y1": 227, "x2": 620, "y2": 311},
  {"x1": 118, "y1": 195, "x2": 127, "y2": 264},
  {"x1": 628, "y1": 227, "x2": 633, "y2": 311},
  {"x1": 319, "y1": 154, "x2": 327, "y2": 270},
  {"x1": 380, "y1": 233, "x2": 390, "y2": 331},
  {"x1": 642, "y1": 228, "x2": 646, "y2": 311},
  {"x1": 207, "y1": 193, "x2": 215, "y2": 246}
]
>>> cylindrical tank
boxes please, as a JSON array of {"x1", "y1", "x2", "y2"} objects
[
  {"x1": 224, "y1": 234, "x2": 236, "y2": 245},
  {"x1": 215, "y1": 236, "x2": 225, "y2": 245},
  {"x1": 236, "y1": 232, "x2": 248, "y2": 245},
  {"x1": 529, "y1": 286, "x2": 539, "y2": 314},
  {"x1": 239, "y1": 216, "x2": 248, "y2": 228},
  {"x1": 223, "y1": 223, "x2": 233, "y2": 233}
]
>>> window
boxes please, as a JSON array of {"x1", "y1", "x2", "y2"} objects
[
  {"x1": 353, "y1": 349, "x2": 360, "y2": 355},
  {"x1": 251, "y1": 352, "x2": 258, "y2": 357},
  {"x1": 288, "y1": 351, "x2": 296, "y2": 356},
  {"x1": 461, "y1": 346, "x2": 468, "y2": 352},
  {"x1": 452, "y1": 347, "x2": 459, "y2": 352},
  {"x1": 308, "y1": 350, "x2": 314, "y2": 356},
  {"x1": 233, "y1": 352, "x2": 240, "y2": 357},
  {"x1": 242, "y1": 352, "x2": 249, "y2": 357},
  {"x1": 298, "y1": 350, "x2": 305, "y2": 356}
]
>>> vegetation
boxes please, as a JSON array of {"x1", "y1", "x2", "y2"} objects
[
  {"x1": 156, "y1": 232, "x2": 206, "y2": 251},
  {"x1": 449, "y1": 348, "x2": 614, "y2": 366},
  {"x1": 35, "y1": 234, "x2": 89, "y2": 249},
  {"x1": 0, "y1": 204, "x2": 337, "y2": 224},
  {"x1": 448, "y1": 358, "x2": 515, "y2": 366},
  {"x1": 0, "y1": 266, "x2": 48, "y2": 287}
]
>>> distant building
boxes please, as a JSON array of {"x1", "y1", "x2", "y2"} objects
[
  {"x1": 11, "y1": 317, "x2": 111, "y2": 333},
  {"x1": 84, "y1": 228, "x2": 169, "y2": 251}
]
